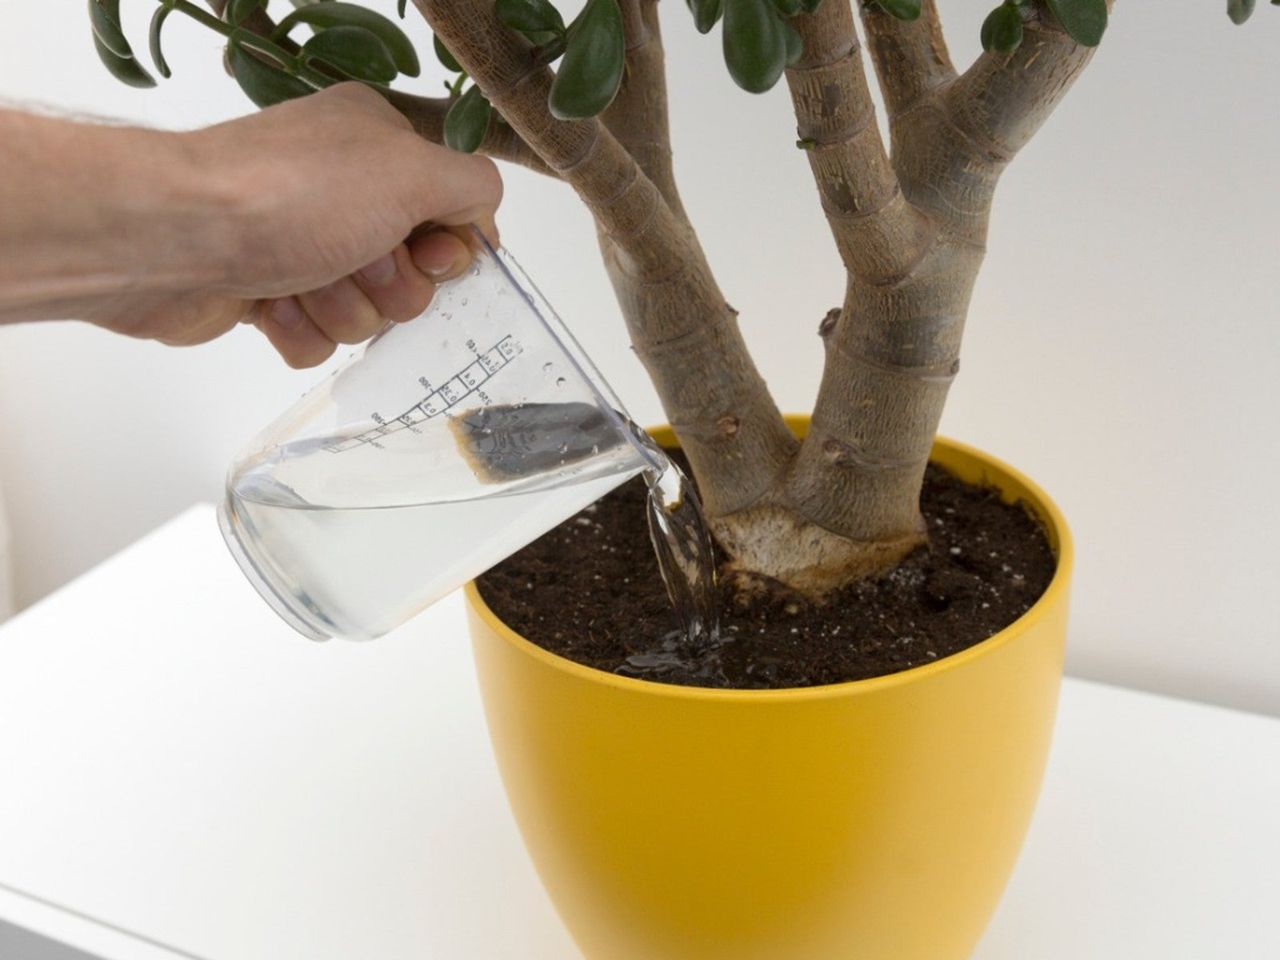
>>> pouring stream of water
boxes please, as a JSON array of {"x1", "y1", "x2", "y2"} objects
[{"x1": 617, "y1": 421, "x2": 727, "y2": 683}]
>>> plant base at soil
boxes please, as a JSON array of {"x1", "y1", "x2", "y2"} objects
[{"x1": 477, "y1": 456, "x2": 1055, "y2": 690}]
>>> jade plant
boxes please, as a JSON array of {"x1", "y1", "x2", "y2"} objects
[{"x1": 87, "y1": 0, "x2": 1273, "y2": 595}]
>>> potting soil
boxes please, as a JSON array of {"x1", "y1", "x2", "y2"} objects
[{"x1": 477, "y1": 455, "x2": 1056, "y2": 690}]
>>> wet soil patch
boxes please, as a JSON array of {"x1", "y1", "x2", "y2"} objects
[{"x1": 476, "y1": 454, "x2": 1056, "y2": 690}]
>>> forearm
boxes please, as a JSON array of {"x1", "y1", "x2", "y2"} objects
[{"x1": 0, "y1": 109, "x2": 231, "y2": 324}]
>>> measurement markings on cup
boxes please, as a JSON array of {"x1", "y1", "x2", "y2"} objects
[{"x1": 323, "y1": 336, "x2": 522, "y2": 453}]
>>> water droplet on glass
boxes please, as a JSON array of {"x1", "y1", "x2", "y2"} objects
[
  {"x1": 543, "y1": 362, "x2": 554, "y2": 372},
  {"x1": 555, "y1": 377, "x2": 566, "y2": 387}
]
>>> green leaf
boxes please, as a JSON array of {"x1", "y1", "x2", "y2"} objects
[
  {"x1": 302, "y1": 25, "x2": 398, "y2": 84},
  {"x1": 275, "y1": 3, "x2": 420, "y2": 76},
  {"x1": 1228, "y1": 0, "x2": 1257, "y2": 23},
  {"x1": 980, "y1": 4, "x2": 1023, "y2": 54},
  {"x1": 875, "y1": 0, "x2": 922, "y2": 21},
  {"x1": 148, "y1": 4, "x2": 174, "y2": 79},
  {"x1": 532, "y1": 33, "x2": 568, "y2": 65},
  {"x1": 228, "y1": 42, "x2": 314, "y2": 107},
  {"x1": 444, "y1": 84, "x2": 492, "y2": 153},
  {"x1": 88, "y1": 1, "x2": 156, "y2": 88},
  {"x1": 92, "y1": 34, "x2": 157, "y2": 88},
  {"x1": 88, "y1": 0, "x2": 130, "y2": 58},
  {"x1": 226, "y1": 0, "x2": 267, "y2": 27},
  {"x1": 548, "y1": 0, "x2": 625, "y2": 120},
  {"x1": 1044, "y1": 0, "x2": 1107, "y2": 46},
  {"x1": 398, "y1": 0, "x2": 408, "y2": 17},
  {"x1": 434, "y1": 35, "x2": 462, "y2": 72},
  {"x1": 686, "y1": 0, "x2": 724, "y2": 33},
  {"x1": 798, "y1": 0, "x2": 822, "y2": 11},
  {"x1": 722, "y1": 0, "x2": 787, "y2": 94},
  {"x1": 496, "y1": 0, "x2": 567, "y2": 36},
  {"x1": 772, "y1": 0, "x2": 802, "y2": 15},
  {"x1": 782, "y1": 19, "x2": 802, "y2": 64}
]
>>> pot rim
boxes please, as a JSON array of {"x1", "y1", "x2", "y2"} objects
[{"x1": 464, "y1": 428, "x2": 1073, "y2": 702}]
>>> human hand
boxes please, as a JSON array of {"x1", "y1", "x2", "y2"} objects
[{"x1": 78, "y1": 83, "x2": 502, "y2": 367}]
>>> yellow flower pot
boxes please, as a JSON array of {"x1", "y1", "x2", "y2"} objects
[{"x1": 465, "y1": 419, "x2": 1072, "y2": 960}]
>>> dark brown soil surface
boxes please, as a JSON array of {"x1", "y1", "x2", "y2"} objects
[{"x1": 477, "y1": 455, "x2": 1056, "y2": 690}]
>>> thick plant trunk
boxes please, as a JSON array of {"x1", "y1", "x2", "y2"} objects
[
  {"x1": 709, "y1": 3, "x2": 1101, "y2": 593},
  {"x1": 415, "y1": 0, "x2": 1103, "y2": 597},
  {"x1": 594, "y1": 1, "x2": 799, "y2": 518},
  {"x1": 711, "y1": 238, "x2": 982, "y2": 593}
]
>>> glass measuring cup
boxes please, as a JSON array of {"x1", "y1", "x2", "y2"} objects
[{"x1": 218, "y1": 230, "x2": 660, "y2": 642}]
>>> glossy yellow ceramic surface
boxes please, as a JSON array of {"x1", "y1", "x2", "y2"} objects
[{"x1": 465, "y1": 419, "x2": 1072, "y2": 960}]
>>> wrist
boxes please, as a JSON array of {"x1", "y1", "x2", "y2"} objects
[
  {"x1": 127, "y1": 127, "x2": 246, "y2": 294},
  {"x1": 168, "y1": 123, "x2": 299, "y2": 297},
  {"x1": 0, "y1": 112, "x2": 236, "y2": 323}
]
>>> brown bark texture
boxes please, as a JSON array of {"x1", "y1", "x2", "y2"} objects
[{"x1": 406, "y1": 0, "x2": 1104, "y2": 594}]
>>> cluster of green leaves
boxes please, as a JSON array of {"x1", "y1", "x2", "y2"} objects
[
  {"x1": 504, "y1": 0, "x2": 623, "y2": 120},
  {"x1": 686, "y1": 0, "x2": 819, "y2": 94},
  {"x1": 441, "y1": 0, "x2": 628, "y2": 152},
  {"x1": 88, "y1": 0, "x2": 1279, "y2": 152},
  {"x1": 88, "y1": 0, "x2": 421, "y2": 108}
]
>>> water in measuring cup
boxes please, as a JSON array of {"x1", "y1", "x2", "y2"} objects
[{"x1": 226, "y1": 402, "x2": 721, "y2": 649}]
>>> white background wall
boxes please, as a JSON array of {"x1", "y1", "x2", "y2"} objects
[{"x1": 0, "y1": 0, "x2": 1277, "y2": 715}]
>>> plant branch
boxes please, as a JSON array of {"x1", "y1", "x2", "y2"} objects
[
  {"x1": 783, "y1": 0, "x2": 933, "y2": 284},
  {"x1": 179, "y1": 0, "x2": 333, "y2": 87},
  {"x1": 414, "y1": 0, "x2": 669, "y2": 268},
  {"x1": 601, "y1": 0, "x2": 685, "y2": 217},
  {"x1": 857, "y1": 0, "x2": 956, "y2": 120},
  {"x1": 881, "y1": 0, "x2": 1108, "y2": 246},
  {"x1": 944, "y1": 3, "x2": 1105, "y2": 162},
  {"x1": 382, "y1": 90, "x2": 553, "y2": 175},
  {"x1": 416, "y1": 0, "x2": 796, "y2": 520},
  {"x1": 199, "y1": 0, "x2": 550, "y2": 173}
]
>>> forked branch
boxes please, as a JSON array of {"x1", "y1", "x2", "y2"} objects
[
  {"x1": 415, "y1": 0, "x2": 678, "y2": 275},
  {"x1": 382, "y1": 89, "x2": 552, "y2": 175},
  {"x1": 944, "y1": 4, "x2": 1105, "y2": 162},
  {"x1": 416, "y1": 0, "x2": 796, "y2": 521}
]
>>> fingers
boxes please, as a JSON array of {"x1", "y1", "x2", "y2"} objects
[
  {"x1": 352, "y1": 244, "x2": 437, "y2": 323},
  {"x1": 296, "y1": 275, "x2": 387, "y2": 345},
  {"x1": 254, "y1": 225, "x2": 490, "y2": 367},
  {"x1": 255, "y1": 296, "x2": 337, "y2": 369}
]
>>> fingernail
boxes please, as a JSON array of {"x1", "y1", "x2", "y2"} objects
[
  {"x1": 270, "y1": 296, "x2": 305, "y2": 330},
  {"x1": 415, "y1": 242, "x2": 465, "y2": 279},
  {"x1": 358, "y1": 253, "x2": 398, "y2": 286}
]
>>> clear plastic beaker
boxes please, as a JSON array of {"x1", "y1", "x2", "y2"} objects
[{"x1": 218, "y1": 231, "x2": 659, "y2": 642}]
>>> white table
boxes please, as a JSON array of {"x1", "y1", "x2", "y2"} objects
[{"x1": 1, "y1": 506, "x2": 1277, "y2": 960}]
